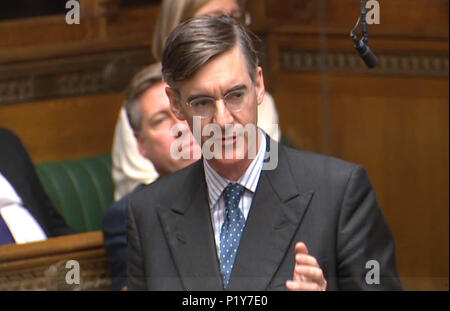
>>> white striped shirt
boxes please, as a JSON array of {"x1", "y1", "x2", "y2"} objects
[{"x1": 203, "y1": 129, "x2": 266, "y2": 258}]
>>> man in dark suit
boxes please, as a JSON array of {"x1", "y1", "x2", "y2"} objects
[
  {"x1": 126, "y1": 15, "x2": 402, "y2": 290},
  {"x1": 0, "y1": 128, "x2": 73, "y2": 245},
  {"x1": 103, "y1": 63, "x2": 201, "y2": 290}
]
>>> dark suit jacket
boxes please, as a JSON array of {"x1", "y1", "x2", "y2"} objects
[
  {"x1": 103, "y1": 184, "x2": 145, "y2": 290},
  {"x1": 0, "y1": 128, "x2": 74, "y2": 237},
  {"x1": 127, "y1": 139, "x2": 402, "y2": 290}
]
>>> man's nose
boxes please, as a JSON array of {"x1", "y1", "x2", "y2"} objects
[{"x1": 213, "y1": 99, "x2": 234, "y2": 128}]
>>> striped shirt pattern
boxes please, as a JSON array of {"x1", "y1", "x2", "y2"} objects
[{"x1": 203, "y1": 129, "x2": 266, "y2": 259}]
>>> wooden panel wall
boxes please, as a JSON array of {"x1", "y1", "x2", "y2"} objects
[
  {"x1": 249, "y1": 0, "x2": 449, "y2": 290},
  {"x1": 0, "y1": 93, "x2": 123, "y2": 163},
  {"x1": 0, "y1": 0, "x2": 158, "y2": 63},
  {"x1": 0, "y1": 0, "x2": 158, "y2": 162}
]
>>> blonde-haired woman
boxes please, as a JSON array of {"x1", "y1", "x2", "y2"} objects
[
  {"x1": 112, "y1": 0, "x2": 281, "y2": 200},
  {"x1": 153, "y1": 0, "x2": 247, "y2": 61}
]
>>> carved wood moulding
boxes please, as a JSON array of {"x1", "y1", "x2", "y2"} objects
[
  {"x1": 0, "y1": 48, "x2": 153, "y2": 106},
  {"x1": 45, "y1": 258, "x2": 111, "y2": 291},
  {"x1": 0, "y1": 258, "x2": 111, "y2": 291},
  {"x1": 279, "y1": 49, "x2": 449, "y2": 77},
  {"x1": 0, "y1": 231, "x2": 111, "y2": 291}
]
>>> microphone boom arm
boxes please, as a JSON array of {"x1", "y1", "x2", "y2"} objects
[
  {"x1": 350, "y1": 0, "x2": 379, "y2": 68},
  {"x1": 361, "y1": 0, "x2": 369, "y2": 44}
]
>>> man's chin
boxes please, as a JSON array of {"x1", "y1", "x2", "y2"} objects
[
  {"x1": 169, "y1": 158, "x2": 198, "y2": 173},
  {"x1": 207, "y1": 152, "x2": 249, "y2": 165},
  {"x1": 209, "y1": 158, "x2": 245, "y2": 166}
]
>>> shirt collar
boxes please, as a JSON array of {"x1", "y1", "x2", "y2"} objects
[{"x1": 203, "y1": 128, "x2": 266, "y2": 209}]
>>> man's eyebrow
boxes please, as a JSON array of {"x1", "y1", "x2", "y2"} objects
[
  {"x1": 187, "y1": 93, "x2": 214, "y2": 103},
  {"x1": 225, "y1": 84, "x2": 247, "y2": 94},
  {"x1": 186, "y1": 84, "x2": 248, "y2": 102}
]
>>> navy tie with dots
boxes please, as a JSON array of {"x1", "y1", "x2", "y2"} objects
[{"x1": 219, "y1": 183, "x2": 246, "y2": 288}]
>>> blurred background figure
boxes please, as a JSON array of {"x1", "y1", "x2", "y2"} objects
[
  {"x1": 112, "y1": 0, "x2": 281, "y2": 201},
  {"x1": 103, "y1": 63, "x2": 201, "y2": 290},
  {"x1": 0, "y1": 128, "x2": 74, "y2": 246}
]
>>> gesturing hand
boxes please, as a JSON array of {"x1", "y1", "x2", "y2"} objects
[{"x1": 286, "y1": 242, "x2": 327, "y2": 291}]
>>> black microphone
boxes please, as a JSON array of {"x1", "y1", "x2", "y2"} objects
[
  {"x1": 350, "y1": 0, "x2": 379, "y2": 68},
  {"x1": 355, "y1": 40, "x2": 379, "y2": 68}
]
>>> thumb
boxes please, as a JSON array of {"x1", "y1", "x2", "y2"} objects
[{"x1": 295, "y1": 241, "x2": 309, "y2": 255}]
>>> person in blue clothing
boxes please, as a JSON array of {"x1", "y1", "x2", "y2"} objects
[{"x1": 102, "y1": 63, "x2": 201, "y2": 290}]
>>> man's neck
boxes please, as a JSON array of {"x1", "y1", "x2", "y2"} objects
[{"x1": 208, "y1": 158, "x2": 252, "y2": 182}]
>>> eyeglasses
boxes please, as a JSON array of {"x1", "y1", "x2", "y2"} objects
[{"x1": 184, "y1": 85, "x2": 252, "y2": 119}]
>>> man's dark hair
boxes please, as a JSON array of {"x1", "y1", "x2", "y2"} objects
[
  {"x1": 124, "y1": 63, "x2": 163, "y2": 134},
  {"x1": 162, "y1": 15, "x2": 259, "y2": 88}
]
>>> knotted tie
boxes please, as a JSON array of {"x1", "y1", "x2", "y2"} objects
[
  {"x1": 0, "y1": 212, "x2": 15, "y2": 246},
  {"x1": 219, "y1": 183, "x2": 246, "y2": 288}
]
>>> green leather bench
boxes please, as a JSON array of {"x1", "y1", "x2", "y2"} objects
[{"x1": 35, "y1": 154, "x2": 114, "y2": 233}]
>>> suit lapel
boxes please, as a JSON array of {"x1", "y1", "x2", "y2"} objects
[
  {"x1": 228, "y1": 144, "x2": 314, "y2": 291},
  {"x1": 157, "y1": 140, "x2": 315, "y2": 291},
  {"x1": 157, "y1": 162, "x2": 223, "y2": 291}
]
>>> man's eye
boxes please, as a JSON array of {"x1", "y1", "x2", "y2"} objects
[
  {"x1": 152, "y1": 118, "x2": 164, "y2": 126},
  {"x1": 226, "y1": 91, "x2": 244, "y2": 102},
  {"x1": 191, "y1": 98, "x2": 213, "y2": 108},
  {"x1": 151, "y1": 116, "x2": 170, "y2": 128}
]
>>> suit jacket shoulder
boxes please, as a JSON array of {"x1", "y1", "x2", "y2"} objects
[
  {"x1": 283, "y1": 145, "x2": 358, "y2": 178},
  {"x1": 277, "y1": 145, "x2": 362, "y2": 197}
]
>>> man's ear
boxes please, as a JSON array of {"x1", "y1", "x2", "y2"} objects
[
  {"x1": 135, "y1": 131, "x2": 148, "y2": 160},
  {"x1": 166, "y1": 86, "x2": 186, "y2": 121},
  {"x1": 254, "y1": 67, "x2": 265, "y2": 106}
]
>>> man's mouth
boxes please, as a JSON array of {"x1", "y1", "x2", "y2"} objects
[{"x1": 222, "y1": 135, "x2": 236, "y2": 144}]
